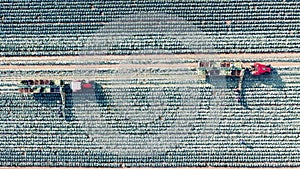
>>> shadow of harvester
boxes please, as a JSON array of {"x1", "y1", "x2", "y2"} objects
[{"x1": 33, "y1": 82, "x2": 107, "y2": 122}]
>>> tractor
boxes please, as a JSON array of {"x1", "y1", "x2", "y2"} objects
[{"x1": 249, "y1": 62, "x2": 272, "y2": 76}]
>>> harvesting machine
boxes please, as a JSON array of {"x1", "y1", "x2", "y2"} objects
[
  {"x1": 198, "y1": 61, "x2": 272, "y2": 101},
  {"x1": 18, "y1": 79, "x2": 95, "y2": 118}
]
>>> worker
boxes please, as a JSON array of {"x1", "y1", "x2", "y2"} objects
[
  {"x1": 58, "y1": 109, "x2": 63, "y2": 118},
  {"x1": 240, "y1": 140, "x2": 254, "y2": 149},
  {"x1": 230, "y1": 63, "x2": 235, "y2": 69},
  {"x1": 240, "y1": 140, "x2": 246, "y2": 145},
  {"x1": 236, "y1": 95, "x2": 241, "y2": 102}
]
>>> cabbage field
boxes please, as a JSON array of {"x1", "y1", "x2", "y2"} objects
[{"x1": 1, "y1": 0, "x2": 300, "y2": 167}]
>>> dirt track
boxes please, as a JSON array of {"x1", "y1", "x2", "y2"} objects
[
  {"x1": 1, "y1": 53, "x2": 300, "y2": 71},
  {"x1": 1, "y1": 53, "x2": 300, "y2": 82},
  {"x1": 2, "y1": 167, "x2": 298, "y2": 169},
  {"x1": 1, "y1": 52, "x2": 300, "y2": 61}
]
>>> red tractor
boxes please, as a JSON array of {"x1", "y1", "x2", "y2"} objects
[{"x1": 249, "y1": 62, "x2": 272, "y2": 76}]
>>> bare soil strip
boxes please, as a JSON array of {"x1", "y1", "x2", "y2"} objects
[
  {"x1": 0, "y1": 63, "x2": 196, "y2": 70},
  {"x1": 0, "y1": 61, "x2": 299, "y2": 71},
  {"x1": 1, "y1": 52, "x2": 300, "y2": 61},
  {"x1": 1, "y1": 167, "x2": 298, "y2": 169}
]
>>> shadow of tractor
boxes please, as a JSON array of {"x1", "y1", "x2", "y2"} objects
[
  {"x1": 222, "y1": 67, "x2": 285, "y2": 109},
  {"x1": 63, "y1": 82, "x2": 107, "y2": 122},
  {"x1": 239, "y1": 68, "x2": 285, "y2": 109}
]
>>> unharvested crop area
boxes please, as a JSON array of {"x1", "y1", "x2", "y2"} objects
[{"x1": 0, "y1": 54, "x2": 300, "y2": 167}]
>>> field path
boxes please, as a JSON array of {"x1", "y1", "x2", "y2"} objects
[
  {"x1": 1, "y1": 53, "x2": 300, "y2": 71},
  {"x1": 1, "y1": 52, "x2": 300, "y2": 61}
]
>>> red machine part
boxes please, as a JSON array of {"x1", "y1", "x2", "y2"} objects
[
  {"x1": 82, "y1": 83, "x2": 93, "y2": 89},
  {"x1": 250, "y1": 62, "x2": 272, "y2": 76},
  {"x1": 71, "y1": 80, "x2": 94, "y2": 92}
]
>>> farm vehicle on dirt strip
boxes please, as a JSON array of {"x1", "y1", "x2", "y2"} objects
[{"x1": 198, "y1": 61, "x2": 272, "y2": 102}]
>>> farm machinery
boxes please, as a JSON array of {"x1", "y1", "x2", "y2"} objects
[
  {"x1": 18, "y1": 79, "x2": 96, "y2": 119},
  {"x1": 198, "y1": 61, "x2": 272, "y2": 101}
]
